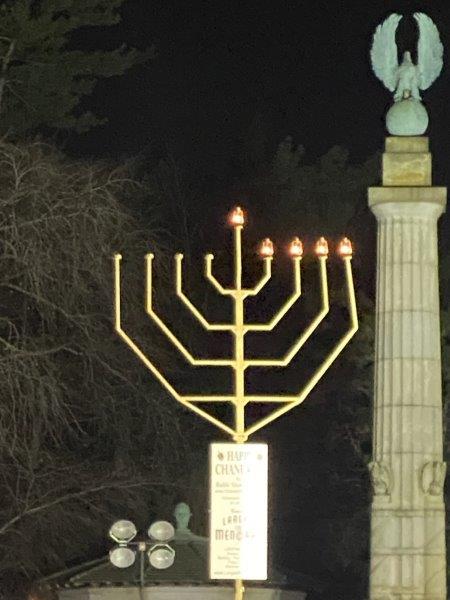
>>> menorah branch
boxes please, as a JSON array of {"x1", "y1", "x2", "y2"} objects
[
  {"x1": 183, "y1": 395, "x2": 236, "y2": 402},
  {"x1": 205, "y1": 254, "x2": 234, "y2": 295},
  {"x1": 114, "y1": 254, "x2": 235, "y2": 437},
  {"x1": 244, "y1": 257, "x2": 272, "y2": 296},
  {"x1": 244, "y1": 256, "x2": 301, "y2": 331},
  {"x1": 114, "y1": 253, "x2": 182, "y2": 400},
  {"x1": 244, "y1": 256, "x2": 358, "y2": 437},
  {"x1": 244, "y1": 256, "x2": 329, "y2": 366},
  {"x1": 145, "y1": 254, "x2": 233, "y2": 366},
  {"x1": 175, "y1": 254, "x2": 232, "y2": 331}
]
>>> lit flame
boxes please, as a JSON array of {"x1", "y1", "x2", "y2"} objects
[
  {"x1": 315, "y1": 237, "x2": 329, "y2": 257},
  {"x1": 259, "y1": 238, "x2": 274, "y2": 257},
  {"x1": 229, "y1": 206, "x2": 245, "y2": 227},
  {"x1": 289, "y1": 237, "x2": 303, "y2": 257},
  {"x1": 338, "y1": 237, "x2": 353, "y2": 257}
]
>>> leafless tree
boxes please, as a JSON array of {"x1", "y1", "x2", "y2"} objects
[{"x1": 0, "y1": 140, "x2": 198, "y2": 599}]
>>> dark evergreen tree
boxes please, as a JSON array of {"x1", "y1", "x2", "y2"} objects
[{"x1": 0, "y1": 0, "x2": 153, "y2": 134}]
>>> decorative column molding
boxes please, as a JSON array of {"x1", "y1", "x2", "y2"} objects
[{"x1": 368, "y1": 137, "x2": 447, "y2": 600}]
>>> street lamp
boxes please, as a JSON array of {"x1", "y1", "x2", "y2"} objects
[{"x1": 108, "y1": 518, "x2": 176, "y2": 584}]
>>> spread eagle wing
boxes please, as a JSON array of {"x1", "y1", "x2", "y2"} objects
[
  {"x1": 370, "y1": 13, "x2": 402, "y2": 92},
  {"x1": 414, "y1": 12, "x2": 443, "y2": 90}
]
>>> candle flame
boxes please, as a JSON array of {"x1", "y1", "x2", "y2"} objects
[
  {"x1": 338, "y1": 237, "x2": 353, "y2": 257},
  {"x1": 289, "y1": 237, "x2": 303, "y2": 257},
  {"x1": 229, "y1": 206, "x2": 245, "y2": 227},
  {"x1": 315, "y1": 237, "x2": 329, "y2": 257},
  {"x1": 259, "y1": 238, "x2": 274, "y2": 257}
]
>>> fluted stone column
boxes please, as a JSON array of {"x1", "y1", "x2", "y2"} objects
[{"x1": 368, "y1": 137, "x2": 447, "y2": 600}]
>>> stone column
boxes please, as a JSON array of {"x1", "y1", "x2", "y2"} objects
[{"x1": 368, "y1": 137, "x2": 447, "y2": 600}]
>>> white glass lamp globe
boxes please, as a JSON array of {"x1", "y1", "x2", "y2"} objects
[
  {"x1": 109, "y1": 519, "x2": 137, "y2": 543},
  {"x1": 148, "y1": 544, "x2": 175, "y2": 569},
  {"x1": 148, "y1": 520, "x2": 175, "y2": 542},
  {"x1": 109, "y1": 546, "x2": 136, "y2": 568}
]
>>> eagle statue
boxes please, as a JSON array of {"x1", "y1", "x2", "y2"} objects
[
  {"x1": 370, "y1": 13, "x2": 444, "y2": 134},
  {"x1": 371, "y1": 13, "x2": 443, "y2": 101}
]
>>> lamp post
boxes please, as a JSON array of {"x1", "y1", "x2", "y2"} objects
[
  {"x1": 113, "y1": 208, "x2": 358, "y2": 600},
  {"x1": 108, "y1": 518, "x2": 176, "y2": 588}
]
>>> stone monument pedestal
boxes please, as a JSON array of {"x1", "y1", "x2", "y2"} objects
[{"x1": 368, "y1": 136, "x2": 447, "y2": 600}]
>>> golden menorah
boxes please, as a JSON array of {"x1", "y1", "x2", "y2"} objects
[
  {"x1": 113, "y1": 207, "x2": 358, "y2": 442},
  {"x1": 113, "y1": 207, "x2": 357, "y2": 599}
]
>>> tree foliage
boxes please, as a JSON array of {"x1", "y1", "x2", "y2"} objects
[{"x1": 0, "y1": 0, "x2": 153, "y2": 134}]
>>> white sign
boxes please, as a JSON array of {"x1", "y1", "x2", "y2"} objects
[{"x1": 209, "y1": 443, "x2": 268, "y2": 580}]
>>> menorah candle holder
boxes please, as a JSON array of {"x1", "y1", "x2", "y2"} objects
[{"x1": 113, "y1": 207, "x2": 358, "y2": 443}]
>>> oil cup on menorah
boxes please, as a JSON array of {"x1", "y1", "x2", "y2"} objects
[{"x1": 113, "y1": 207, "x2": 358, "y2": 599}]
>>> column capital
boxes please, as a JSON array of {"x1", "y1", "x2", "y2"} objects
[
  {"x1": 369, "y1": 186, "x2": 446, "y2": 212},
  {"x1": 369, "y1": 195, "x2": 445, "y2": 220}
]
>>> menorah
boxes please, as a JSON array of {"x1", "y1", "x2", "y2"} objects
[
  {"x1": 113, "y1": 207, "x2": 358, "y2": 441},
  {"x1": 113, "y1": 207, "x2": 358, "y2": 599}
]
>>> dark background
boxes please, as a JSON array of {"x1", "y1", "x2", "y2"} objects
[
  {"x1": 61, "y1": 1, "x2": 449, "y2": 596},
  {"x1": 69, "y1": 0, "x2": 450, "y2": 180}
]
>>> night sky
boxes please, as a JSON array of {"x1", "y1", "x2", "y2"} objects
[
  {"x1": 71, "y1": 0, "x2": 450, "y2": 184},
  {"x1": 64, "y1": 0, "x2": 449, "y2": 594}
]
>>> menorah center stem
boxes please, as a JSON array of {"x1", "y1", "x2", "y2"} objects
[{"x1": 233, "y1": 290, "x2": 246, "y2": 436}]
